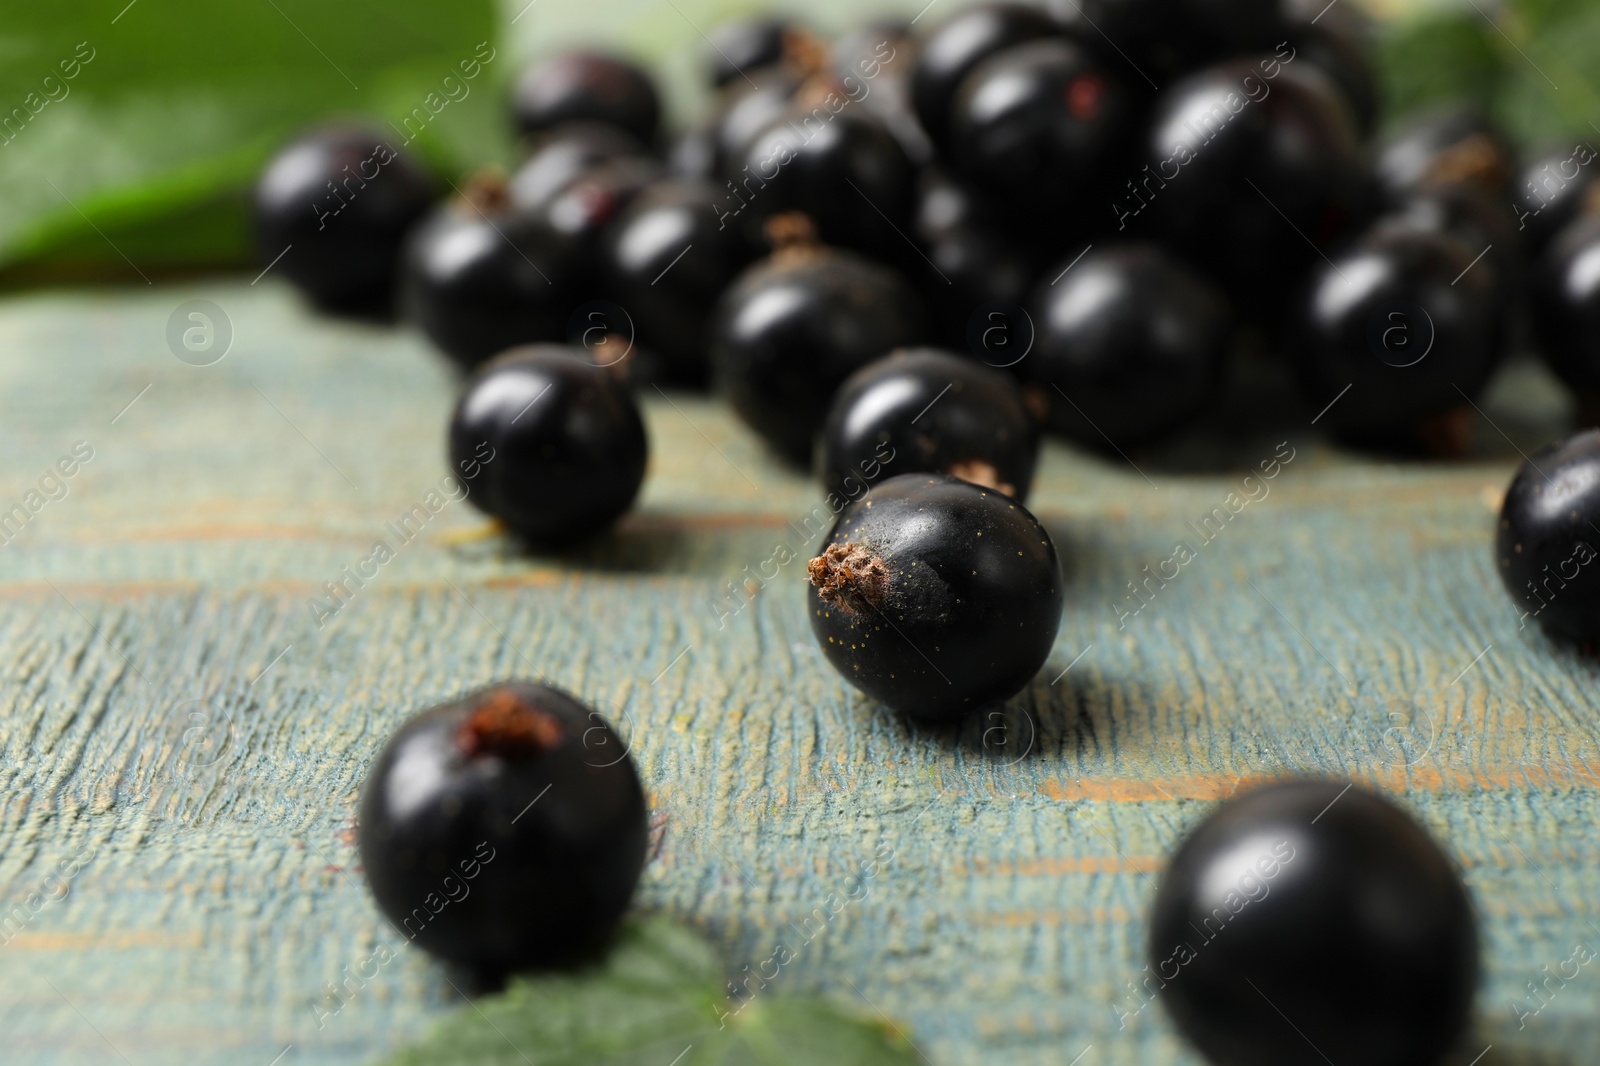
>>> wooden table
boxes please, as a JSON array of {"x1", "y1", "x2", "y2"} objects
[{"x1": 0, "y1": 281, "x2": 1592, "y2": 1065}]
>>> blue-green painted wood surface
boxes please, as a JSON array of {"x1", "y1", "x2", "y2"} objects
[{"x1": 0, "y1": 282, "x2": 1595, "y2": 1065}]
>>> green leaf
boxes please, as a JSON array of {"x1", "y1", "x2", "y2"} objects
[
  {"x1": 0, "y1": 0, "x2": 508, "y2": 277},
  {"x1": 376, "y1": 918, "x2": 923, "y2": 1066},
  {"x1": 1374, "y1": 11, "x2": 1505, "y2": 132}
]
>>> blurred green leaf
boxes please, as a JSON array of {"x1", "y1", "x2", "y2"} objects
[
  {"x1": 376, "y1": 917, "x2": 923, "y2": 1066},
  {"x1": 0, "y1": 0, "x2": 507, "y2": 278},
  {"x1": 1374, "y1": 11, "x2": 1504, "y2": 130}
]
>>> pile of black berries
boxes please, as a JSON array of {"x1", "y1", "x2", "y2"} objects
[{"x1": 250, "y1": 4, "x2": 1585, "y2": 1056}]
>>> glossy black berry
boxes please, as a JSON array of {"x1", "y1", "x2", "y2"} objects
[
  {"x1": 1531, "y1": 216, "x2": 1600, "y2": 394},
  {"x1": 1497, "y1": 430, "x2": 1600, "y2": 640},
  {"x1": 730, "y1": 106, "x2": 916, "y2": 264},
  {"x1": 910, "y1": 2, "x2": 1060, "y2": 153},
  {"x1": 1515, "y1": 142, "x2": 1600, "y2": 257},
  {"x1": 1140, "y1": 59, "x2": 1367, "y2": 308},
  {"x1": 835, "y1": 23, "x2": 932, "y2": 167},
  {"x1": 705, "y1": 16, "x2": 796, "y2": 88},
  {"x1": 534, "y1": 155, "x2": 664, "y2": 288},
  {"x1": 512, "y1": 51, "x2": 661, "y2": 147},
  {"x1": 599, "y1": 179, "x2": 757, "y2": 385},
  {"x1": 1387, "y1": 182, "x2": 1522, "y2": 301},
  {"x1": 709, "y1": 67, "x2": 804, "y2": 178},
  {"x1": 1149, "y1": 779, "x2": 1477, "y2": 1066},
  {"x1": 1021, "y1": 244, "x2": 1230, "y2": 448},
  {"x1": 253, "y1": 126, "x2": 438, "y2": 311},
  {"x1": 1295, "y1": 225, "x2": 1506, "y2": 446},
  {"x1": 948, "y1": 39, "x2": 1133, "y2": 233},
  {"x1": 820, "y1": 349, "x2": 1039, "y2": 501},
  {"x1": 449, "y1": 346, "x2": 647, "y2": 546},
  {"x1": 1050, "y1": 0, "x2": 1284, "y2": 83},
  {"x1": 711, "y1": 227, "x2": 924, "y2": 463},
  {"x1": 808, "y1": 474, "x2": 1063, "y2": 721},
  {"x1": 1374, "y1": 104, "x2": 1515, "y2": 203},
  {"x1": 509, "y1": 123, "x2": 651, "y2": 213},
  {"x1": 358, "y1": 680, "x2": 647, "y2": 972},
  {"x1": 1282, "y1": 0, "x2": 1380, "y2": 136},
  {"x1": 401, "y1": 193, "x2": 578, "y2": 370}
]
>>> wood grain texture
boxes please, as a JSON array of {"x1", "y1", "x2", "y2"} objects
[{"x1": 0, "y1": 282, "x2": 1595, "y2": 1065}]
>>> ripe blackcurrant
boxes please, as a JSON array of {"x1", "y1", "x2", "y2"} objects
[
  {"x1": 358, "y1": 680, "x2": 647, "y2": 972},
  {"x1": 1531, "y1": 216, "x2": 1600, "y2": 395},
  {"x1": 705, "y1": 17, "x2": 797, "y2": 88},
  {"x1": 1021, "y1": 244, "x2": 1230, "y2": 448},
  {"x1": 253, "y1": 126, "x2": 438, "y2": 311},
  {"x1": 1050, "y1": 0, "x2": 1283, "y2": 84},
  {"x1": 599, "y1": 179, "x2": 757, "y2": 385},
  {"x1": 820, "y1": 349, "x2": 1039, "y2": 501},
  {"x1": 508, "y1": 123, "x2": 651, "y2": 213},
  {"x1": 1140, "y1": 59, "x2": 1367, "y2": 309},
  {"x1": 910, "y1": 2, "x2": 1060, "y2": 153},
  {"x1": 1513, "y1": 142, "x2": 1600, "y2": 255},
  {"x1": 1497, "y1": 429, "x2": 1600, "y2": 640},
  {"x1": 711, "y1": 221, "x2": 924, "y2": 464},
  {"x1": 534, "y1": 155, "x2": 664, "y2": 290},
  {"x1": 730, "y1": 106, "x2": 916, "y2": 264},
  {"x1": 948, "y1": 39, "x2": 1133, "y2": 233},
  {"x1": 808, "y1": 474, "x2": 1063, "y2": 722},
  {"x1": 511, "y1": 51, "x2": 661, "y2": 147},
  {"x1": 449, "y1": 346, "x2": 647, "y2": 546},
  {"x1": 1282, "y1": 0, "x2": 1379, "y2": 136},
  {"x1": 1374, "y1": 104, "x2": 1515, "y2": 203},
  {"x1": 833, "y1": 21, "x2": 931, "y2": 166},
  {"x1": 401, "y1": 189, "x2": 578, "y2": 370},
  {"x1": 1295, "y1": 224, "x2": 1506, "y2": 447},
  {"x1": 1149, "y1": 779, "x2": 1477, "y2": 1066},
  {"x1": 1386, "y1": 182, "x2": 1522, "y2": 300}
]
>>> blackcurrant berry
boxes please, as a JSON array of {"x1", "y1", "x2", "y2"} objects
[
  {"x1": 1283, "y1": 0, "x2": 1380, "y2": 136},
  {"x1": 401, "y1": 189, "x2": 578, "y2": 370},
  {"x1": 947, "y1": 39, "x2": 1134, "y2": 233},
  {"x1": 730, "y1": 105, "x2": 916, "y2": 264},
  {"x1": 1295, "y1": 225, "x2": 1506, "y2": 446},
  {"x1": 357, "y1": 680, "x2": 647, "y2": 972},
  {"x1": 1514, "y1": 142, "x2": 1600, "y2": 257},
  {"x1": 1531, "y1": 216, "x2": 1600, "y2": 394},
  {"x1": 1374, "y1": 104, "x2": 1515, "y2": 204},
  {"x1": 710, "y1": 222, "x2": 924, "y2": 464},
  {"x1": 253, "y1": 126, "x2": 438, "y2": 311},
  {"x1": 807, "y1": 474, "x2": 1063, "y2": 722},
  {"x1": 1386, "y1": 182, "x2": 1522, "y2": 300},
  {"x1": 921, "y1": 224, "x2": 1036, "y2": 352},
  {"x1": 709, "y1": 67, "x2": 805, "y2": 179},
  {"x1": 1020, "y1": 244, "x2": 1230, "y2": 448},
  {"x1": 508, "y1": 123, "x2": 651, "y2": 213},
  {"x1": 535, "y1": 155, "x2": 664, "y2": 289},
  {"x1": 1140, "y1": 59, "x2": 1367, "y2": 309},
  {"x1": 832, "y1": 22, "x2": 932, "y2": 166},
  {"x1": 1050, "y1": 0, "x2": 1284, "y2": 84},
  {"x1": 1149, "y1": 779, "x2": 1477, "y2": 1066},
  {"x1": 705, "y1": 16, "x2": 797, "y2": 88},
  {"x1": 910, "y1": 2, "x2": 1060, "y2": 154},
  {"x1": 449, "y1": 346, "x2": 648, "y2": 546},
  {"x1": 599, "y1": 179, "x2": 757, "y2": 385},
  {"x1": 820, "y1": 349, "x2": 1039, "y2": 501},
  {"x1": 1497, "y1": 429, "x2": 1600, "y2": 640},
  {"x1": 511, "y1": 51, "x2": 661, "y2": 147}
]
